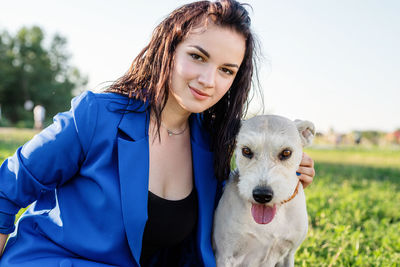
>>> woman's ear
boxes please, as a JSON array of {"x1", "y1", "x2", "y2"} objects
[{"x1": 294, "y1": 120, "x2": 315, "y2": 147}]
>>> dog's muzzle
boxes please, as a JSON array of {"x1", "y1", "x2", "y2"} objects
[{"x1": 252, "y1": 186, "x2": 274, "y2": 204}]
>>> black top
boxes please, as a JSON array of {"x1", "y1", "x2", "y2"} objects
[{"x1": 140, "y1": 187, "x2": 198, "y2": 266}]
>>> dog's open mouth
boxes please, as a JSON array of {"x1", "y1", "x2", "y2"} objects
[{"x1": 251, "y1": 204, "x2": 276, "y2": 224}]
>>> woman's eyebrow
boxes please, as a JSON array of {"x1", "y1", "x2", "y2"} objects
[
  {"x1": 223, "y1": 63, "x2": 239, "y2": 69},
  {"x1": 190, "y1": 45, "x2": 210, "y2": 58},
  {"x1": 189, "y1": 45, "x2": 239, "y2": 69}
]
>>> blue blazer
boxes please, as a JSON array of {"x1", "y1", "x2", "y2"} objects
[{"x1": 0, "y1": 91, "x2": 218, "y2": 266}]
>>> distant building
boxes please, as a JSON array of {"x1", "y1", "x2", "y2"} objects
[
  {"x1": 385, "y1": 130, "x2": 400, "y2": 145},
  {"x1": 395, "y1": 130, "x2": 400, "y2": 143}
]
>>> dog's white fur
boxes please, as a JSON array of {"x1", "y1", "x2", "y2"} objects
[{"x1": 213, "y1": 115, "x2": 315, "y2": 267}]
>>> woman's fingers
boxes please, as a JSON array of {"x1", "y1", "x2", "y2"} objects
[{"x1": 297, "y1": 152, "x2": 315, "y2": 189}]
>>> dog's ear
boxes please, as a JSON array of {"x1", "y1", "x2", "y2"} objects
[{"x1": 294, "y1": 120, "x2": 315, "y2": 147}]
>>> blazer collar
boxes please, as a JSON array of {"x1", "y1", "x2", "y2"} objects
[
  {"x1": 117, "y1": 98, "x2": 211, "y2": 148},
  {"x1": 116, "y1": 98, "x2": 149, "y2": 142}
]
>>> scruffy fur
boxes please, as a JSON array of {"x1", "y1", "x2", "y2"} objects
[{"x1": 213, "y1": 115, "x2": 315, "y2": 267}]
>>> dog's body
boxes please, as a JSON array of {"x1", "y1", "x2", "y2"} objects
[{"x1": 213, "y1": 115, "x2": 315, "y2": 267}]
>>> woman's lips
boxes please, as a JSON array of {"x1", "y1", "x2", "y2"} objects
[{"x1": 189, "y1": 86, "x2": 210, "y2": 100}]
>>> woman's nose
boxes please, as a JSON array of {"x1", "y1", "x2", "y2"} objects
[{"x1": 198, "y1": 67, "x2": 216, "y2": 88}]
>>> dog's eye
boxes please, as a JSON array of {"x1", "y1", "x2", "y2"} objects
[
  {"x1": 279, "y1": 149, "x2": 292, "y2": 160},
  {"x1": 242, "y1": 147, "x2": 254, "y2": 159}
]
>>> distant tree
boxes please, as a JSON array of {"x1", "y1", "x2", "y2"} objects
[
  {"x1": 0, "y1": 26, "x2": 87, "y2": 124},
  {"x1": 360, "y1": 130, "x2": 384, "y2": 146}
]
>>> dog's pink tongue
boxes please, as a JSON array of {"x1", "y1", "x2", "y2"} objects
[{"x1": 251, "y1": 204, "x2": 276, "y2": 224}]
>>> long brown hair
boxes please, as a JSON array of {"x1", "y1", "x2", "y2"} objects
[{"x1": 106, "y1": 0, "x2": 261, "y2": 182}]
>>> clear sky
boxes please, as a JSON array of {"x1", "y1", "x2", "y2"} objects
[{"x1": 1, "y1": 0, "x2": 399, "y2": 133}]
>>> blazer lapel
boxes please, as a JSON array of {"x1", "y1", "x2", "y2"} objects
[
  {"x1": 117, "y1": 100, "x2": 150, "y2": 265},
  {"x1": 190, "y1": 115, "x2": 217, "y2": 267}
]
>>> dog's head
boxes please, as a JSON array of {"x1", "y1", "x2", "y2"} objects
[{"x1": 234, "y1": 115, "x2": 315, "y2": 224}]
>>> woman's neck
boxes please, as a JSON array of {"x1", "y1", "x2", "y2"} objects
[{"x1": 157, "y1": 94, "x2": 190, "y2": 132}]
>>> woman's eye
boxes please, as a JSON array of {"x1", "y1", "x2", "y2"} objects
[
  {"x1": 220, "y1": 67, "x2": 234, "y2": 75},
  {"x1": 242, "y1": 147, "x2": 254, "y2": 159},
  {"x1": 190, "y1": 53, "x2": 203, "y2": 61},
  {"x1": 279, "y1": 149, "x2": 292, "y2": 160}
]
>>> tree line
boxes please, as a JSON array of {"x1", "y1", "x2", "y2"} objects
[{"x1": 0, "y1": 26, "x2": 87, "y2": 126}]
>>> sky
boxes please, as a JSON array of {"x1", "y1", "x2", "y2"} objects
[{"x1": 1, "y1": 0, "x2": 399, "y2": 133}]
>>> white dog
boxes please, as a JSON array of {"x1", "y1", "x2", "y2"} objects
[{"x1": 213, "y1": 115, "x2": 315, "y2": 267}]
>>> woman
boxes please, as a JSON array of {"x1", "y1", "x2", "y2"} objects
[{"x1": 0, "y1": 0, "x2": 315, "y2": 266}]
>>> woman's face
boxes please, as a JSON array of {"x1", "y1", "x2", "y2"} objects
[{"x1": 169, "y1": 23, "x2": 246, "y2": 114}]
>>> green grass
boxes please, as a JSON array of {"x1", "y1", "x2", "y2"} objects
[
  {"x1": 0, "y1": 127, "x2": 38, "y2": 162},
  {"x1": 1, "y1": 129, "x2": 399, "y2": 265},
  {"x1": 296, "y1": 148, "x2": 400, "y2": 266},
  {"x1": 306, "y1": 146, "x2": 400, "y2": 169}
]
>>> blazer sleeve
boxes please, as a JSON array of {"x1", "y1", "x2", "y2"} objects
[{"x1": 0, "y1": 91, "x2": 98, "y2": 234}]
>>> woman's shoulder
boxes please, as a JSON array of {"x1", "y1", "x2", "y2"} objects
[
  {"x1": 76, "y1": 90, "x2": 130, "y2": 105},
  {"x1": 66, "y1": 90, "x2": 145, "y2": 137},
  {"x1": 73, "y1": 90, "x2": 147, "y2": 115}
]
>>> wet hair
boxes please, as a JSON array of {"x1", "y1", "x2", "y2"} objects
[{"x1": 106, "y1": 0, "x2": 261, "y2": 182}]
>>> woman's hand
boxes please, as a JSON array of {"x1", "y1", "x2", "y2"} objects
[
  {"x1": 297, "y1": 152, "x2": 315, "y2": 189},
  {"x1": 0, "y1": 233, "x2": 7, "y2": 256}
]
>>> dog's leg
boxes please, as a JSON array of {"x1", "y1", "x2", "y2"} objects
[
  {"x1": 275, "y1": 250, "x2": 295, "y2": 267},
  {"x1": 216, "y1": 254, "x2": 246, "y2": 267}
]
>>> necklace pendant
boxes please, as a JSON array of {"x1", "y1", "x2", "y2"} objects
[{"x1": 168, "y1": 131, "x2": 173, "y2": 136}]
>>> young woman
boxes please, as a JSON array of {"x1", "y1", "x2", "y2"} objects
[{"x1": 0, "y1": 0, "x2": 315, "y2": 266}]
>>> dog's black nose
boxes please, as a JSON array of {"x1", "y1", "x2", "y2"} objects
[{"x1": 252, "y1": 186, "x2": 274, "y2": 204}]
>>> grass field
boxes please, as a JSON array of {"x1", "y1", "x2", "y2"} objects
[
  {"x1": 298, "y1": 147, "x2": 400, "y2": 266},
  {"x1": 1, "y1": 128, "x2": 399, "y2": 266}
]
